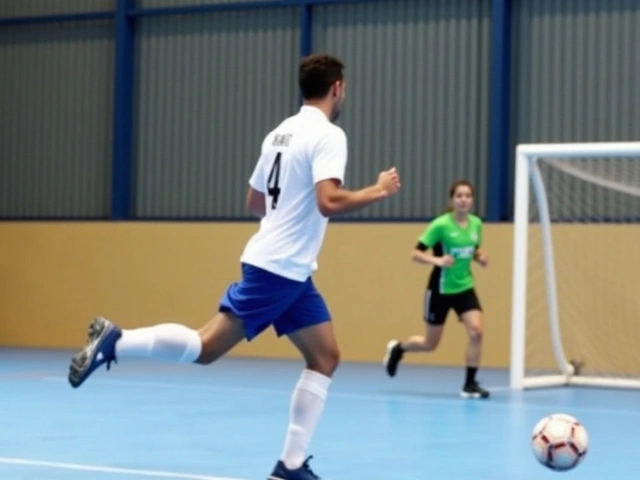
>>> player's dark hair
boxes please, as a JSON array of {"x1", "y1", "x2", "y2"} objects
[
  {"x1": 444, "y1": 179, "x2": 475, "y2": 213},
  {"x1": 449, "y1": 179, "x2": 475, "y2": 199},
  {"x1": 298, "y1": 53, "x2": 345, "y2": 100}
]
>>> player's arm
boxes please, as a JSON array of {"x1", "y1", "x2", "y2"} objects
[
  {"x1": 245, "y1": 187, "x2": 266, "y2": 218},
  {"x1": 312, "y1": 128, "x2": 400, "y2": 217},
  {"x1": 410, "y1": 222, "x2": 453, "y2": 267},
  {"x1": 411, "y1": 242, "x2": 452, "y2": 267},
  {"x1": 411, "y1": 242, "x2": 438, "y2": 266},
  {"x1": 245, "y1": 151, "x2": 267, "y2": 218},
  {"x1": 315, "y1": 173, "x2": 398, "y2": 217},
  {"x1": 473, "y1": 247, "x2": 489, "y2": 267},
  {"x1": 472, "y1": 221, "x2": 489, "y2": 266}
]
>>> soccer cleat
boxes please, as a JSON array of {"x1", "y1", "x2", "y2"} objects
[
  {"x1": 460, "y1": 381, "x2": 490, "y2": 399},
  {"x1": 383, "y1": 339, "x2": 404, "y2": 377},
  {"x1": 268, "y1": 456, "x2": 321, "y2": 480},
  {"x1": 68, "y1": 316, "x2": 122, "y2": 388}
]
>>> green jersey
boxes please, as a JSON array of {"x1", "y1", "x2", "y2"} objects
[{"x1": 417, "y1": 212, "x2": 483, "y2": 294}]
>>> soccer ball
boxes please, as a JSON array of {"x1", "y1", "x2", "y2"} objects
[{"x1": 531, "y1": 413, "x2": 589, "y2": 471}]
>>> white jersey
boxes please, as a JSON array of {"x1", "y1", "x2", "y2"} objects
[{"x1": 240, "y1": 105, "x2": 348, "y2": 282}]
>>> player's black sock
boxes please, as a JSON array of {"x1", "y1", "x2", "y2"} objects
[{"x1": 465, "y1": 366, "x2": 478, "y2": 386}]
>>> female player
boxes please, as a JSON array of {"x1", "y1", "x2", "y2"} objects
[{"x1": 383, "y1": 180, "x2": 490, "y2": 398}]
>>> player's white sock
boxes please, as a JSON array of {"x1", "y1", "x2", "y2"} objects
[
  {"x1": 280, "y1": 369, "x2": 331, "y2": 469},
  {"x1": 115, "y1": 323, "x2": 202, "y2": 363}
]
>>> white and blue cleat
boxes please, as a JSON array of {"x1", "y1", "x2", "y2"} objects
[{"x1": 68, "y1": 316, "x2": 122, "y2": 388}]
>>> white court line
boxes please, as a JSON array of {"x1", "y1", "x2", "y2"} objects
[
  {"x1": 44, "y1": 375, "x2": 510, "y2": 402},
  {"x1": 0, "y1": 457, "x2": 246, "y2": 480},
  {"x1": 42, "y1": 376, "x2": 640, "y2": 416}
]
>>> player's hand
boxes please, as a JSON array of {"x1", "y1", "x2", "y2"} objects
[
  {"x1": 377, "y1": 167, "x2": 401, "y2": 196},
  {"x1": 476, "y1": 252, "x2": 489, "y2": 267},
  {"x1": 436, "y1": 255, "x2": 454, "y2": 267}
]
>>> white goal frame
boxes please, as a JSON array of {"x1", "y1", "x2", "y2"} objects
[{"x1": 510, "y1": 142, "x2": 640, "y2": 390}]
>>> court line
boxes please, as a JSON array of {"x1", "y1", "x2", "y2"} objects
[
  {"x1": 0, "y1": 456, "x2": 247, "y2": 480},
  {"x1": 42, "y1": 376, "x2": 640, "y2": 416},
  {"x1": 44, "y1": 375, "x2": 509, "y2": 401}
]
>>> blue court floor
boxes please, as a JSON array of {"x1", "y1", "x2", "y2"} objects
[{"x1": 1, "y1": 347, "x2": 638, "y2": 480}]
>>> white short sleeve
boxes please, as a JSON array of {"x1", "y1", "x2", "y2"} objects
[
  {"x1": 248, "y1": 156, "x2": 265, "y2": 192},
  {"x1": 312, "y1": 127, "x2": 347, "y2": 186}
]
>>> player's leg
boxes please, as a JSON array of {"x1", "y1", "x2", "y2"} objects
[
  {"x1": 456, "y1": 289, "x2": 489, "y2": 399},
  {"x1": 117, "y1": 312, "x2": 247, "y2": 365},
  {"x1": 67, "y1": 311, "x2": 247, "y2": 388},
  {"x1": 195, "y1": 312, "x2": 247, "y2": 364},
  {"x1": 268, "y1": 280, "x2": 336, "y2": 480},
  {"x1": 383, "y1": 289, "x2": 448, "y2": 377},
  {"x1": 68, "y1": 263, "x2": 294, "y2": 388}
]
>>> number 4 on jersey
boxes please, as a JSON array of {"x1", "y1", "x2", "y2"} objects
[{"x1": 267, "y1": 152, "x2": 281, "y2": 209}]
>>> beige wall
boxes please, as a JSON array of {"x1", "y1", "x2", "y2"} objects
[
  {"x1": 523, "y1": 224, "x2": 640, "y2": 375},
  {"x1": 0, "y1": 221, "x2": 513, "y2": 367}
]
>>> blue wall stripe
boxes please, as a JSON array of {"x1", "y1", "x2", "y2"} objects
[
  {"x1": 130, "y1": 1, "x2": 302, "y2": 17},
  {"x1": 488, "y1": 0, "x2": 512, "y2": 221},
  {"x1": 299, "y1": 2, "x2": 313, "y2": 106},
  {"x1": 129, "y1": 0, "x2": 395, "y2": 18},
  {"x1": 300, "y1": 2, "x2": 313, "y2": 57},
  {"x1": 0, "y1": 11, "x2": 114, "y2": 26},
  {"x1": 111, "y1": 0, "x2": 135, "y2": 219}
]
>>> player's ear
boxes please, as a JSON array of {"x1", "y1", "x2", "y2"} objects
[{"x1": 331, "y1": 81, "x2": 341, "y2": 98}]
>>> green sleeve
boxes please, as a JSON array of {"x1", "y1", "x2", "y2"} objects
[
  {"x1": 418, "y1": 219, "x2": 441, "y2": 248},
  {"x1": 477, "y1": 219, "x2": 483, "y2": 247}
]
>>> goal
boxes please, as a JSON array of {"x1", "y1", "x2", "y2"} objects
[{"x1": 510, "y1": 142, "x2": 640, "y2": 390}]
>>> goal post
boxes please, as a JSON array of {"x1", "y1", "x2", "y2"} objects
[{"x1": 510, "y1": 142, "x2": 640, "y2": 390}]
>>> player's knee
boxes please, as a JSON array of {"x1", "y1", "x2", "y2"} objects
[
  {"x1": 468, "y1": 325, "x2": 483, "y2": 343},
  {"x1": 424, "y1": 337, "x2": 440, "y2": 350},
  {"x1": 423, "y1": 325, "x2": 444, "y2": 350},
  {"x1": 194, "y1": 332, "x2": 225, "y2": 365},
  {"x1": 194, "y1": 349, "x2": 218, "y2": 365},
  {"x1": 307, "y1": 349, "x2": 340, "y2": 377}
]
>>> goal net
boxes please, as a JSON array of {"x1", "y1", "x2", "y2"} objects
[{"x1": 510, "y1": 142, "x2": 640, "y2": 390}]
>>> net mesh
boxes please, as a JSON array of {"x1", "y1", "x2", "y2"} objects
[{"x1": 525, "y1": 156, "x2": 640, "y2": 380}]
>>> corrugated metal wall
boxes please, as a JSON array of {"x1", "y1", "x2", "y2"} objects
[
  {"x1": 314, "y1": 0, "x2": 491, "y2": 218},
  {"x1": 134, "y1": 9, "x2": 299, "y2": 217},
  {"x1": 0, "y1": 1, "x2": 114, "y2": 17},
  {"x1": 510, "y1": 0, "x2": 640, "y2": 218},
  {"x1": 3, "y1": 0, "x2": 639, "y2": 220},
  {"x1": 0, "y1": 21, "x2": 114, "y2": 218},
  {"x1": 512, "y1": 0, "x2": 640, "y2": 144}
]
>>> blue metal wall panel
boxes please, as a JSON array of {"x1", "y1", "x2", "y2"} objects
[
  {"x1": 0, "y1": 21, "x2": 114, "y2": 218},
  {"x1": 134, "y1": 9, "x2": 299, "y2": 217},
  {"x1": 313, "y1": 0, "x2": 492, "y2": 219}
]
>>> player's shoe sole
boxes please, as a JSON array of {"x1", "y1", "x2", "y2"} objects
[
  {"x1": 460, "y1": 381, "x2": 490, "y2": 399},
  {"x1": 383, "y1": 339, "x2": 403, "y2": 377},
  {"x1": 68, "y1": 316, "x2": 122, "y2": 388},
  {"x1": 267, "y1": 457, "x2": 320, "y2": 480}
]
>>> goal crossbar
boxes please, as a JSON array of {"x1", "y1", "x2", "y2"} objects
[{"x1": 517, "y1": 142, "x2": 640, "y2": 158}]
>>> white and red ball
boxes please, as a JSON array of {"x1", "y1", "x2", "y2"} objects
[{"x1": 531, "y1": 413, "x2": 589, "y2": 471}]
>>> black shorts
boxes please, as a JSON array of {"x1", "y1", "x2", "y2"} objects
[{"x1": 423, "y1": 288, "x2": 482, "y2": 326}]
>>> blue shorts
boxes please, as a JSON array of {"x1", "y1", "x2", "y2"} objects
[{"x1": 218, "y1": 263, "x2": 331, "y2": 341}]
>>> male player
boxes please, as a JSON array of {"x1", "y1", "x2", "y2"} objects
[{"x1": 68, "y1": 53, "x2": 401, "y2": 480}]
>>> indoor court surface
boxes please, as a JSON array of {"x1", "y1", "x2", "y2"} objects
[{"x1": 1, "y1": 347, "x2": 638, "y2": 480}]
